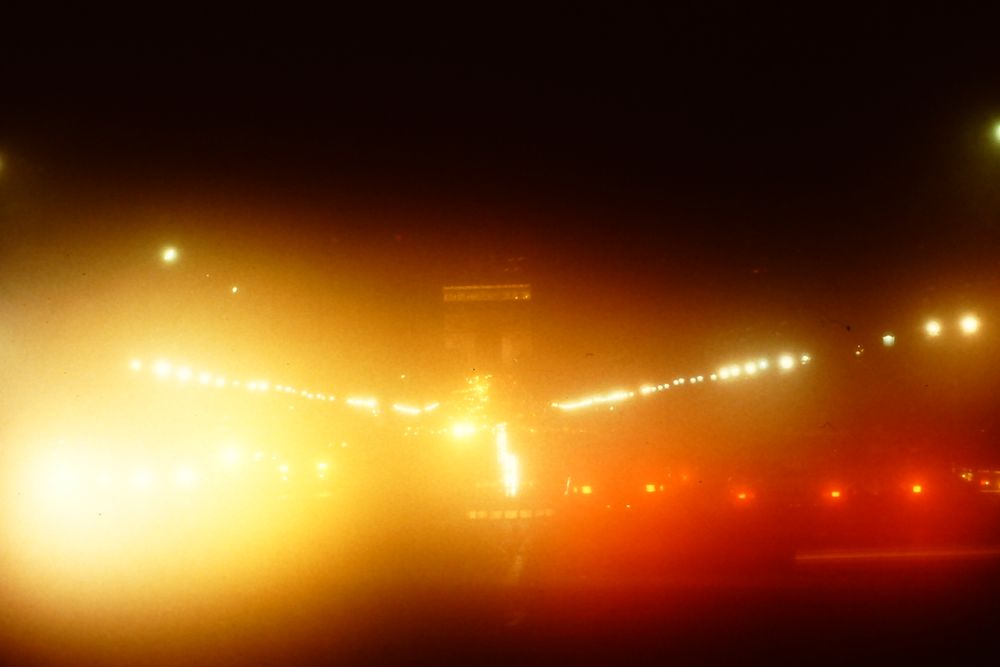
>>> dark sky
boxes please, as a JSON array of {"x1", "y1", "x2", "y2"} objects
[{"x1": 3, "y1": 7, "x2": 1000, "y2": 456}]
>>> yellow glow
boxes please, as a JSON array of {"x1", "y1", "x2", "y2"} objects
[
  {"x1": 129, "y1": 358, "x2": 142, "y2": 372},
  {"x1": 778, "y1": 355, "x2": 795, "y2": 370},
  {"x1": 220, "y1": 447, "x2": 241, "y2": 467},
  {"x1": 744, "y1": 362, "x2": 758, "y2": 375},
  {"x1": 830, "y1": 490, "x2": 841, "y2": 498},
  {"x1": 198, "y1": 372, "x2": 212, "y2": 385},
  {"x1": 757, "y1": 359, "x2": 768, "y2": 370},
  {"x1": 912, "y1": 484, "x2": 922, "y2": 494},
  {"x1": 161, "y1": 246, "x2": 178, "y2": 263},
  {"x1": 960, "y1": 314, "x2": 980, "y2": 335},
  {"x1": 214, "y1": 376, "x2": 226, "y2": 387},
  {"x1": 645, "y1": 484, "x2": 656, "y2": 493},
  {"x1": 392, "y1": 403, "x2": 422, "y2": 415},
  {"x1": 347, "y1": 397, "x2": 378, "y2": 409},
  {"x1": 729, "y1": 366, "x2": 741, "y2": 377},
  {"x1": 451, "y1": 422, "x2": 476, "y2": 439},
  {"x1": 175, "y1": 466, "x2": 197, "y2": 487},
  {"x1": 710, "y1": 374, "x2": 718, "y2": 381},
  {"x1": 153, "y1": 359, "x2": 172, "y2": 378},
  {"x1": 176, "y1": 366, "x2": 193, "y2": 382},
  {"x1": 581, "y1": 485, "x2": 593, "y2": 495},
  {"x1": 131, "y1": 469, "x2": 153, "y2": 490},
  {"x1": 719, "y1": 368, "x2": 730, "y2": 380},
  {"x1": 800, "y1": 354, "x2": 811, "y2": 364},
  {"x1": 925, "y1": 320, "x2": 942, "y2": 337},
  {"x1": 231, "y1": 285, "x2": 239, "y2": 294}
]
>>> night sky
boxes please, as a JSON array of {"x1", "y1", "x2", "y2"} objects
[{"x1": 3, "y1": 7, "x2": 1000, "y2": 461}]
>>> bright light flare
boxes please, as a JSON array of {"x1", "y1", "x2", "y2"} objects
[
  {"x1": 161, "y1": 246, "x2": 178, "y2": 263},
  {"x1": 925, "y1": 320, "x2": 942, "y2": 337},
  {"x1": 153, "y1": 359, "x2": 172, "y2": 378},
  {"x1": 882, "y1": 333, "x2": 895, "y2": 347},
  {"x1": 175, "y1": 466, "x2": 198, "y2": 487},
  {"x1": 129, "y1": 358, "x2": 143, "y2": 372},
  {"x1": 778, "y1": 355, "x2": 795, "y2": 370},
  {"x1": 960, "y1": 314, "x2": 980, "y2": 335},
  {"x1": 451, "y1": 422, "x2": 477, "y2": 439},
  {"x1": 830, "y1": 490, "x2": 841, "y2": 499},
  {"x1": 912, "y1": 484, "x2": 923, "y2": 494}
]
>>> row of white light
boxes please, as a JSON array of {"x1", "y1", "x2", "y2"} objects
[
  {"x1": 129, "y1": 357, "x2": 432, "y2": 416},
  {"x1": 550, "y1": 353, "x2": 811, "y2": 412},
  {"x1": 40, "y1": 449, "x2": 334, "y2": 497}
]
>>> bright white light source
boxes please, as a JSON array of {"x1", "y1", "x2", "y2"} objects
[
  {"x1": 960, "y1": 314, "x2": 980, "y2": 335},
  {"x1": 451, "y1": 422, "x2": 476, "y2": 439},
  {"x1": 758, "y1": 359, "x2": 768, "y2": 370},
  {"x1": 161, "y1": 246, "x2": 178, "y2": 263},
  {"x1": 719, "y1": 369, "x2": 730, "y2": 380},
  {"x1": 231, "y1": 286, "x2": 239, "y2": 294},
  {"x1": 882, "y1": 333, "x2": 895, "y2": 347},
  {"x1": 778, "y1": 355, "x2": 795, "y2": 370},
  {"x1": 175, "y1": 467, "x2": 197, "y2": 487},
  {"x1": 131, "y1": 469, "x2": 153, "y2": 490},
  {"x1": 744, "y1": 362, "x2": 758, "y2": 375},
  {"x1": 220, "y1": 447, "x2": 240, "y2": 466},
  {"x1": 925, "y1": 320, "x2": 942, "y2": 337},
  {"x1": 800, "y1": 354, "x2": 811, "y2": 364}
]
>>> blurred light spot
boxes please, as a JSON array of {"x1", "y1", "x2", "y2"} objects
[
  {"x1": 129, "y1": 358, "x2": 142, "y2": 372},
  {"x1": 452, "y1": 421, "x2": 476, "y2": 439},
  {"x1": 882, "y1": 333, "x2": 895, "y2": 347},
  {"x1": 231, "y1": 286, "x2": 239, "y2": 294},
  {"x1": 645, "y1": 484, "x2": 656, "y2": 493},
  {"x1": 161, "y1": 246, "x2": 178, "y2": 263},
  {"x1": 153, "y1": 359, "x2": 172, "y2": 378},
  {"x1": 176, "y1": 367, "x2": 192, "y2": 382},
  {"x1": 912, "y1": 484, "x2": 922, "y2": 494},
  {"x1": 175, "y1": 467, "x2": 197, "y2": 487},
  {"x1": 131, "y1": 469, "x2": 153, "y2": 490},
  {"x1": 960, "y1": 314, "x2": 980, "y2": 335},
  {"x1": 925, "y1": 320, "x2": 942, "y2": 337},
  {"x1": 581, "y1": 485, "x2": 593, "y2": 495},
  {"x1": 778, "y1": 355, "x2": 795, "y2": 370}
]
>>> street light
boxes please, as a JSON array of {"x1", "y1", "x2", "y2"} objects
[
  {"x1": 925, "y1": 319, "x2": 942, "y2": 338},
  {"x1": 960, "y1": 314, "x2": 980, "y2": 335}
]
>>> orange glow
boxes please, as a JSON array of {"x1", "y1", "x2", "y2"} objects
[
  {"x1": 912, "y1": 484, "x2": 922, "y2": 494},
  {"x1": 645, "y1": 483, "x2": 656, "y2": 493},
  {"x1": 830, "y1": 490, "x2": 841, "y2": 498},
  {"x1": 581, "y1": 485, "x2": 593, "y2": 495}
]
